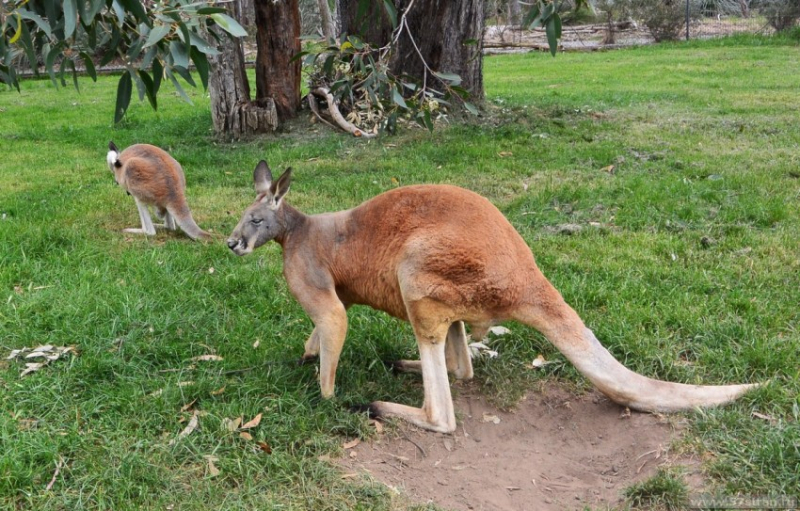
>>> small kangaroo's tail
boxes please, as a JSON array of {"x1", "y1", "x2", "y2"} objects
[
  {"x1": 170, "y1": 204, "x2": 211, "y2": 241},
  {"x1": 514, "y1": 283, "x2": 758, "y2": 412},
  {"x1": 107, "y1": 141, "x2": 122, "y2": 171}
]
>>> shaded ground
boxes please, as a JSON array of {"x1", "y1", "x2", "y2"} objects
[{"x1": 340, "y1": 384, "x2": 704, "y2": 511}]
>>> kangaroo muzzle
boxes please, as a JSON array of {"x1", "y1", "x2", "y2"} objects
[{"x1": 226, "y1": 237, "x2": 250, "y2": 255}]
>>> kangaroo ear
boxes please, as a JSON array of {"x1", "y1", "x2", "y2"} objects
[
  {"x1": 108, "y1": 141, "x2": 119, "y2": 152},
  {"x1": 271, "y1": 167, "x2": 292, "y2": 206},
  {"x1": 254, "y1": 160, "x2": 273, "y2": 194}
]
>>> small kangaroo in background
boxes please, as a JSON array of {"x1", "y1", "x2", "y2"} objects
[
  {"x1": 106, "y1": 141, "x2": 210, "y2": 240},
  {"x1": 227, "y1": 161, "x2": 758, "y2": 433}
]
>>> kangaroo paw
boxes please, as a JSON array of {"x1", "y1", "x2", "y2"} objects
[
  {"x1": 385, "y1": 359, "x2": 422, "y2": 374},
  {"x1": 349, "y1": 403, "x2": 381, "y2": 419},
  {"x1": 298, "y1": 354, "x2": 319, "y2": 366},
  {"x1": 123, "y1": 228, "x2": 154, "y2": 235}
]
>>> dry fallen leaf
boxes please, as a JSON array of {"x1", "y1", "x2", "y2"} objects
[
  {"x1": 252, "y1": 339, "x2": 260, "y2": 349},
  {"x1": 368, "y1": 419, "x2": 384, "y2": 434},
  {"x1": 239, "y1": 432, "x2": 253, "y2": 441},
  {"x1": 180, "y1": 399, "x2": 197, "y2": 413},
  {"x1": 342, "y1": 438, "x2": 361, "y2": 450},
  {"x1": 241, "y1": 413, "x2": 262, "y2": 430},
  {"x1": 20, "y1": 362, "x2": 46, "y2": 377},
  {"x1": 221, "y1": 416, "x2": 243, "y2": 432},
  {"x1": 204, "y1": 455, "x2": 220, "y2": 477},
  {"x1": 170, "y1": 411, "x2": 199, "y2": 445},
  {"x1": 530, "y1": 354, "x2": 548, "y2": 369},
  {"x1": 619, "y1": 407, "x2": 632, "y2": 419},
  {"x1": 443, "y1": 438, "x2": 454, "y2": 452},
  {"x1": 210, "y1": 386, "x2": 226, "y2": 396},
  {"x1": 191, "y1": 355, "x2": 223, "y2": 362},
  {"x1": 600, "y1": 164, "x2": 615, "y2": 173},
  {"x1": 752, "y1": 411, "x2": 776, "y2": 423},
  {"x1": 481, "y1": 413, "x2": 501, "y2": 425},
  {"x1": 498, "y1": 151, "x2": 513, "y2": 157},
  {"x1": 7, "y1": 345, "x2": 78, "y2": 376},
  {"x1": 16, "y1": 418, "x2": 39, "y2": 431},
  {"x1": 468, "y1": 342, "x2": 499, "y2": 359},
  {"x1": 488, "y1": 326, "x2": 512, "y2": 337},
  {"x1": 257, "y1": 441, "x2": 272, "y2": 454}
]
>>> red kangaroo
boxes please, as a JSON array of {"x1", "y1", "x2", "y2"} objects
[
  {"x1": 227, "y1": 161, "x2": 757, "y2": 433},
  {"x1": 106, "y1": 142, "x2": 210, "y2": 240}
]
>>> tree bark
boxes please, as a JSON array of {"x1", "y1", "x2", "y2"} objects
[
  {"x1": 317, "y1": 0, "x2": 336, "y2": 41},
  {"x1": 509, "y1": 0, "x2": 522, "y2": 26},
  {"x1": 254, "y1": 0, "x2": 302, "y2": 121},
  {"x1": 208, "y1": 2, "x2": 278, "y2": 137},
  {"x1": 337, "y1": 0, "x2": 394, "y2": 47},
  {"x1": 337, "y1": 0, "x2": 485, "y2": 100}
]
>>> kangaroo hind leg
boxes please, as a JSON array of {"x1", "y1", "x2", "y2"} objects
[
  {"x1": 124, "y1": 197, "x2": 156, "y2": 235},
  {"x1": 390, "y1": 321, "x2": 473, "y2": 381},
  {"x1": 156, "y1": 206, "x2": 177, "y2": 230},
  {"x1": 366, "y1": 299, "x2": 457, "y2": 433}
]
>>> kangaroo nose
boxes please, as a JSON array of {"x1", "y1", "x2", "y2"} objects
[{"x1": 226, "y1": 238, "x2": 238, "y2": 249}]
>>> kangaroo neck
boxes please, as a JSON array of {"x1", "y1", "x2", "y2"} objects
[{"x1": 274, "y1": 202, "x2": 308, "y2": 247}]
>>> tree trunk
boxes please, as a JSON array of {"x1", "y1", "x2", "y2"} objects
[
  {"x1": 317, "y1": 0, "x2": 336, "y2": 41},
  {"x1": 337, "y1": 0, "x2": 394, "y2": 47},
  {"x1": 509, "y1": 0, "x2": 522, "y2": 26},
  {"x1": 208, "y1": 1, "x2": 278, "y2": 137},
  {"x1": 254, "y1": 0, "x2": 302, "y2": 121},
  {"x1": 338, "y1": 0, "x2": 485, "y2": 100}
]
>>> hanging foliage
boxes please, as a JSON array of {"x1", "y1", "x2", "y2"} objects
[{"x1": 0, "y1": 0, "x2": 246, "y2": 123}]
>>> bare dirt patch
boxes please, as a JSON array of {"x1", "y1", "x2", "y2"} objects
[{"x1": 340, "y1": 384, "x2": 704, "y2": 511}]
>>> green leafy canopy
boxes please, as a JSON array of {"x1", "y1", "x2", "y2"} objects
[{"x1": 0, "y1": 0, "x2": 246, "y2": 124}]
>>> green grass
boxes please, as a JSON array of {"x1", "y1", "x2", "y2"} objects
[
  {"x1": 624, "y1": 468, "x2": 689, "y2": 510},
  {"x1": 2, "y1": 35, "x2": 800, "y2": 509}
]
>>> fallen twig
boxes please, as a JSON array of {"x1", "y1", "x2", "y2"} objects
[
  {"x1": 401, "y1": 430, "x2": 427, "y2": 458},
  {"x1": 310, "y1": 87, "x2": 376, "y2": 138},
  {"x1": 45, "y1": 457, "x2": 65, "y2": 491},
  {"x1": 306, "y1": 93, "x2": 337, "y2": 130}
]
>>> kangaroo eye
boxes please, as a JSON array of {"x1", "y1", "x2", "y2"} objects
[{"x1": 251, "y1": 218, "x2": 263, "y2": 225}]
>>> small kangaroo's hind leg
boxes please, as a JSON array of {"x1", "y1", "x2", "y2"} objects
[
  {"x1": 156, "y1": 206, "x2": 177, "y2": 230},
  {"x1": 124, "y1": 197, "x2": 156, "y2": 235}
]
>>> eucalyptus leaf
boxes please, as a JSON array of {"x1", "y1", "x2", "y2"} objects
[
  {"x1": 392, "y1": 87, "x2": 408, "y2": 109},
  {"x1": 169, "y1": 39, "x2": 190, "y2": 69},
  {"x1": 546, "y1": 16, "x2": 558, "y2": 57},
  {"x1": 79, "y1": 51, "x2": 97, "y2": 81},
  {"x1": 190, "y1": 47, "x2": 209, "y2": 90},
  {"x1": 18, "y1": 8, "x2": 52, "y2": 37},
  {"x1": 114, "y1": 71, "x2": 133, "y2": 124},
  {"x1": 209, "y1": 13, "x2": 247, "y2": 38},
  {"x1": 144, "y1": 23, "x2": 171, "y2": 48},
  {"x1": 63, "y1": 0, "x2": 78, "y2": 40}
]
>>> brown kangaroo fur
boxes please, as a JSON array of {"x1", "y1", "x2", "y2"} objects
[
  {"x1": 106, "y1": 142, "x2": 210, "y2": 240},
  {"x1": 227, "y1": 161, "x2": 758, "y2": 433}
]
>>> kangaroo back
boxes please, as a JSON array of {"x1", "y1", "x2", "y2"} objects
[{"x1": 106, "y1": 142, "x2": 210, "y2": 240}]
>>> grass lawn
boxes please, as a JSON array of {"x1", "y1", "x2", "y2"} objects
[{"x1": 1, "y1": 34, "x2": 799, "y2": 509}]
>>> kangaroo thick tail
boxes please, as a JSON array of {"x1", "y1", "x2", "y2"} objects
[
  {"x1": 106, "y1": 141, "x2": 122, "y2": 171},
  {"x1": 516, "y1": 293, "x2": 757, "y2": 412},
  {"x1": 561, "y1": 327, "x2": 757, "y2": 412},
  {"x1": 171, "y1": 207, "x2": 211, "y2": 241}
]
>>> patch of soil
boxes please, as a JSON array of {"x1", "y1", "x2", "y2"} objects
[{"x1": 340, "y1": 384, "x2": 704, "y2": 511}]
